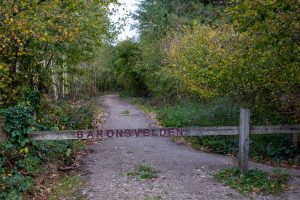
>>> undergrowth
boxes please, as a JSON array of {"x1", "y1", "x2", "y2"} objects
[
  {"x1": 214, "y1": 167, "x2": 289, "y2": 194},
  {"x1": 0, "y1": 93, "x2": 95, "y2": 199},
  {"x1": 123, "y1": 95, "x2": 300, "y2": 166}
]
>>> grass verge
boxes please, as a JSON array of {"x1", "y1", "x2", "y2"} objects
[
  {"x1": 127, "y1": 165, "x2": 159, "y2": 180},
  {"x1": 49, "y1": 174, "x2": 85, "y2": 200},
  {"x1": 214, "y1": 167, "x2": 289, "y2": 195},
  {"x1": 122, "y1": 109, "x2": 130, "y2": 116}
]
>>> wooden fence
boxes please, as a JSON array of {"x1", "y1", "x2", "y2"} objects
[{"x1": 0, "y1": 108, "x2": 299, "y2": 173}]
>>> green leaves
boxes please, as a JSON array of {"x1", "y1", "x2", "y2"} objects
[
  {"x1": 1, "y1": 104, "x2": 33, "y2": 147},
  {"x1": 112, "y1": 39, "x2": 145, "y2": 93},
  {"x1": 164, "y1": 25, "x2": 223, "y2": 99},
  {"x1": 221, "y1": 0, "x2": 300, "y2": 109},
  {"x1": 0, "y1": 0, "x2": 116, "y2": 105},
  {"x1": 149, "y1": 0, "x2": 300, "y2": 113},
  {"x1": 214, "y1": 167, "x2": 289, "y2": 194}
]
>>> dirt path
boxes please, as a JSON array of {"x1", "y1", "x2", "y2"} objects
[{"x1": 81, "y1": 94, "x2": 299, "y2": 200}]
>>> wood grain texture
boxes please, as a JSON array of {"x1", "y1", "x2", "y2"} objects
[
  {"x1": 0, "y1": 125, "x2": 299, "y2": 141},
  {"x1": 238, "y1": 108, "x2": 250, "y2": 173}
]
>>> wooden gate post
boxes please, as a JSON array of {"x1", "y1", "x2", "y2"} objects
[{"x1": 238, "y1": 108, "x2": 250, "y2": 173}]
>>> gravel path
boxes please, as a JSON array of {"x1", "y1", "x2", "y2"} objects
[{"x1": 81, "y1": 94, "x2": 299, "y2": 200}]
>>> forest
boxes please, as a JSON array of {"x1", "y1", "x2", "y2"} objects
[{"x1": 0, "y1": 0, "x2": 299, "y2": 199}]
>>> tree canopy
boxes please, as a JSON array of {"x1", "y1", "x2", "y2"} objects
[
  {"x1": 107, "y1": 0, "x2": 300, "y2": 119},
  {"x1": 0, "y1": 0, "x2": 116, "y2": 105}
]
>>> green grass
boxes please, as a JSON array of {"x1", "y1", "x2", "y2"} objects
[
  {"x1": 156, "y1": 103, "x2": 239, "y2": 127},
  {"x1": 121, "y1": 96, "x2": 157, "y2": 114},
  {"x1": 124, "y1": 96, "x2": 300, "y2": 166},
  {"x1": 123, "y1": 96, "x2": 240, "y2": 127},
  {"x1": 173, "y1": 134, "x2": 299, "y2": 166},
  {"x1": 122, "y1": 109, "x2": 130, "y2": 116},
  {"x1": 144, "y1": 196, "x2": 162, "y2": 200},
  {"x1": 49, "y1": 175, "x2": 85, "y2": 200},
  {"x1": 127, "y1": 165, "x2": 159, "y2": 180},
  {"x1": 214, "y1": 167, "x2": 289, "y2": 194}
]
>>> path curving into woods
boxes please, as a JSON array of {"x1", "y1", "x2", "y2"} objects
[{"x1": 81, "y1": 94, "x2": 299, "y2": 200}]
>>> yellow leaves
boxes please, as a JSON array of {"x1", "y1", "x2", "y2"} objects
[
  {"x1": 39, "y1": 36, "x2": 47, "y2": 42},
  {"x1": 24, "y1": 28, "x2": 30, "y2": 34},
  {"x1": 20, "y1": 147, "x2": 29, "y2": 154},
  {"x1": 13, "y1": 4, "x2": 19, "y2": 13},
  {"x1": 47, "y1": 3, "x2": 52, "y2": 8},
  {"x1": 163, "y1": 24, "x2": 223, "y2": 99},
  {"x1": 3, "y1": 18, "x2": 13, "y2": 25},
  {"x1": 63, "y1": 29, "x2": 70, "y2": 39},
  {"x1": 207, "y1": 29, "x2": 216, "y2": 40},
  {"x1": 171, "y1": 63, "x2": 177, "y2": 68}
]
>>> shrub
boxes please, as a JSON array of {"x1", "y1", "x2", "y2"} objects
[
  {"x1": 0, "y1": 100, "x2": 94, "y2": 199},
  {"x1": 1, "y1": 104, "x2": 32, "y2": 147},
  {"x1": 35, "y1": 103, "x2": 93, "y2": 131}
]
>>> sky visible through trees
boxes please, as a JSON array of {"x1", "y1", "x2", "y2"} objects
[{"x1": 110, "y1": 0, "x2": 140, "y2": 41}]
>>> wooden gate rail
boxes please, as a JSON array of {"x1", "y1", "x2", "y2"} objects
[
  {"x1": 18, "y1": 125, "x2": 300, "y2": 140},
  {"x1": 0, "y1": 125, "x2": 299, "y2": 141},
  {"x1": 0, "y1": 108, "x2": 299, "y2": 173}
]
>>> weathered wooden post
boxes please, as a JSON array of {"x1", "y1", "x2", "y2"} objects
[{"x1": 238, "y1": 108, "x2": 250, "y2": 173}]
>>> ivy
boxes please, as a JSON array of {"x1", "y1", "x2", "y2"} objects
[
  {"x1": 1, "y1": 104, "x2": 32, "y2": 147},
  {"x1": 21, "y1": 88, "x2": 41, "y2": 113}
]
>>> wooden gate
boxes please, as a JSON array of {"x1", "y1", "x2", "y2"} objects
[{"x1": 1, "y1": 108, "x2": 299, "y2": 173}]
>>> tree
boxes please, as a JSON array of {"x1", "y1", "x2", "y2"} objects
[
  {"x1": 133, "y1": 0, "x2": 225, "y2": 99},
  {"x1": 221, "y1": 0, "x2": 300, "y2": 111},
  {"x1": 112, "y1": 39, "x2": 146, "y2": 94},
  {"x1": 0, "y1": 0, "x2": 116, "y2": 105}
]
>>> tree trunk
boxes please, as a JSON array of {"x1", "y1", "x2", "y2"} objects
[{"x1": 50, "y1": 60, "x2": 58, "y2": 101}]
